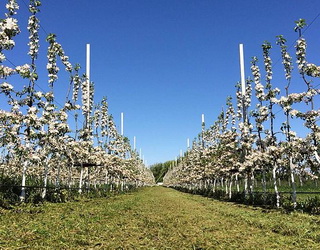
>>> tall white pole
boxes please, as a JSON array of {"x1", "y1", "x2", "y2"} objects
[
  {"x1": 120, "y1": 112, "x2": 124, "y2": 135},
  {"x1": 139, "y1": 148, "x2": 142, "y2": 158},
  {"x1": 239, "y1": 44, "x2": 246, "y2": 96},
  {"x1": 86, "y1": 44, "x2": 90, "y2": 125},
  {"x1": 180, "y1": 149, "x2": 183, "y2": 158},
  {"x1": 187, "y1": 138, "x2": 190, "y2": 148},
  {"x1": 201, "y1": 114, "x2": 205, "y2": 147},
  {"x1": 133, "y1": 136, "x2": 136, "y2": 150},
  {"x1": 239, "y1": 44, "x2": 247, "y2": 123}
]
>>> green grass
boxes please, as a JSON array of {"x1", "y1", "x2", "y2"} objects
[{"x1": 1, "y1": 187, "x2": 320, "y2": 249}]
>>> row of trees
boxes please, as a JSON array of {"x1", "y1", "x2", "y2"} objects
[
  {"x1": 163, "y1": 19, "x2": 320, "y2": 208},
  {"x1": 0, "y1": 0, "x2": 154, "y2": 202}
]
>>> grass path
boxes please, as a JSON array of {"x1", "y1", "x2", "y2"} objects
[{"x1": 1, "y1": 187, "x2": 320, "y2": 249}]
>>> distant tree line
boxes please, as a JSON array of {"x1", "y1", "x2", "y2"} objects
[{"x1": 150, "y1": 161, "x2": 175, "y2": 183}]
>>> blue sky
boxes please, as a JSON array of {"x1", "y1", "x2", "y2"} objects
[{"x1": 2, "y1": 0, "x2": 320, "y2": 165}]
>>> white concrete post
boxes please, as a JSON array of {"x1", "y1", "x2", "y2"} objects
[
  {"x1": 120, "y1": 112, "x2": 124, "y2": 135},
  {"x1": 239, "y1": 44, "x2": 246, "y2": 96},
  {"x1": 86, "y1": 44, "x2": 90, "y2": 125}
]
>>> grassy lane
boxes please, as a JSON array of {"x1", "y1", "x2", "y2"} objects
[{"x1": 1, "y1": 187, "x2": 320, "y2": 249}]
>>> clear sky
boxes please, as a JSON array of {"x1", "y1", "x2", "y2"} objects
[{"x1": 3, "y1": 0, "x2": 320, "y2": 165}]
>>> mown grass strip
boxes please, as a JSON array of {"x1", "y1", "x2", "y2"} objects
[{"x1": 1, "y1": 187, "x2": 320, "y2": 249}]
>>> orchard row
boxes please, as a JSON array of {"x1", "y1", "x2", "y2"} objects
[
  {"x1": 0, "y1": 0, "x2": 154, "y2": 202},
  {"x1": 164, "y1": 19, "x2": 320, "y2": 208}
]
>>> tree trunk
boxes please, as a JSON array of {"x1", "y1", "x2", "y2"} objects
[
  {"x1": 236, "y1": 174, "x2": 240, "y2": 192},
  {"x1": 250, "y1": 171, "x2": 254, "y2": 194},
  {"x1": 41, "y1": 159, "x2": 49, "y2": 199},
  {"x1": 314, "y1": 151, "x2": 320, "y2": 164},
  {"x1": 225, "y1": 179, "x2": 228, "y2": 195},
  {"x1": 19, "y1": 160, "x2": 28, "y2": 202},
  {"x1": 86, "y1": 168, "x2": 90, "y2": 189},
  {"x1": 67, "y1": 163, "x2": 72, "y2": 188},
  {"x1": 229, "y1": 176, "x2": 233, "y2": 199},
  {"x1": 249, "y1": 171, "x2": 255, "y2": 202},
  {"x1": 272, "y1": 165, "x2": 280, "y2": 208},
  {"x1": 78, "y1": 164, "x2": 84, "y2": 193},
  {"x1": 288, "y1": 176, "x2": 291, "y2": 187},
  {"x1": 278, "y1": 177, "x2": 281, "y2": 187},
  {"x1": 299, "y1": 174, "x2": 303, "y2": 187},
  {"x1": 289, "y1": 157, "x2": 297, "y2": 208},
  {"x1": 262, "y1": 169, "x2": 267, "y2": 195},
  {"x1": 244, "y1": 176, "x2": 248, "y2": 196},
  {"x1": 55, "y1": 165, "x2": 61, "y2": 188},
  {"x1": 121, "y1": 180, "x2": 124, "y2": 191},
  {"x1": 105, "y1": 171, "x2": 109, "y2": 185}
]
